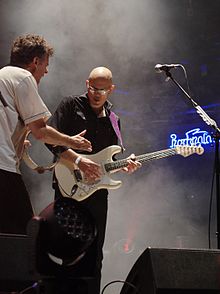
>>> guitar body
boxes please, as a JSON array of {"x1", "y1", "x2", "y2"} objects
[{"x1": 55, "y1": 145, "x2": 123, "y2": 201}]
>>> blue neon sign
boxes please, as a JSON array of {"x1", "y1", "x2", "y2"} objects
[{"x1": 170, "y1": 128, "x2": 214, "y2": 148}]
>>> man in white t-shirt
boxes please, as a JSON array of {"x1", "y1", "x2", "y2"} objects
[{"x1": 0, "y1": 34, "x2": 101, "y2": 234}]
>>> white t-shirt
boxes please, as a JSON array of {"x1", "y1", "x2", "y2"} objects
[{"x1": 0, "y1": 66, "x2": 51, "y2": 174}]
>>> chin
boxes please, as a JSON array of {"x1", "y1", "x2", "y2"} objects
[{"x1": 92, "y1": 104, "x2": 101, "y2": 109}]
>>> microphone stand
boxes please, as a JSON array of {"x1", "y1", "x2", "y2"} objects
[{"x1": 163, "y1": 69, "x2": 220, "y2": 249}]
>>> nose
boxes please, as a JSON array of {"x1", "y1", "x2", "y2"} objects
[
  {"x1": 95, "y1": 91, "x2": 102, "y2": 96},
  {"x1": 45, "y1": 67, "x2": 48, "y2": 74}
]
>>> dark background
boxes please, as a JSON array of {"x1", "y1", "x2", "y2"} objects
[{"x1": 0, "y1": 0, "x2": 220, "y2": 292}]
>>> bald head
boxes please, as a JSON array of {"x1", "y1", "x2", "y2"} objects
[
  {"x1": 88, "y1": 66, "x2": 113, "y2": 82},
  {"x1": 86, "y1": 66, "x2": 115, "y2": 114}
]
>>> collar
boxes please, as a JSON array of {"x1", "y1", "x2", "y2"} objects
[{"x1": 83, "y1": 92, "x2": 113, "y2": 112}]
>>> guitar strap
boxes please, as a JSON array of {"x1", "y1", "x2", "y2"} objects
[{"x1": 109, "y1": 111, "x2": 125, "y2": 152}]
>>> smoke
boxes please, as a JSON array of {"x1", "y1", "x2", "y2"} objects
[
  {"x1": 0, "y1": 0, "x2": 219, "y2": 291},
  {"x1": 102, "y1": 153, "x2": 213, "y2": 289}
]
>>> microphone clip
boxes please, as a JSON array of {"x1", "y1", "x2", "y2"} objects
[{"x1": 155, "y1": 63, "x2": 181, "y2": 73}]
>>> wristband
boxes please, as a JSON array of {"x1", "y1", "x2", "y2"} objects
[{"x1": 74, "y1": 156, "x2": 82, "y2": 165}]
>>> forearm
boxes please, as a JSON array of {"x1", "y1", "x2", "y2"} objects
[
  {"x1": 28, "y1": 119, "x2": 91, "y2": 151},
  {"x1": 35, "y1": 125, "x2": 74, "y2": 147},
  {"x1": 59, "y1": 149, "x2": 102, "y2": 182}
]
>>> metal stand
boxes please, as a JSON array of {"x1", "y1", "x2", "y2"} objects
[{"x1": 163, "y1": 69, "x2": 220, "y2": 248}]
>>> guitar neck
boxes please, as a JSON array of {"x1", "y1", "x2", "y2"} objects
[{"x1": 105, "y1": 148, "x2": 177, "y2": 172}]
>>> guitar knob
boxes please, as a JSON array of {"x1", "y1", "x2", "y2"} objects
[
  {"x1": 71, "y1": 184, "x2": 78, "y2": 196},
  {"x1": 74, "y1": 169, "x2": 83, "y2": 181}
]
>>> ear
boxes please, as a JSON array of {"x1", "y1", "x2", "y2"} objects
[
  {"x1": 109, "y1": 84, "x2": 115, "y2": 93},
  {"x1": 26, "y1": 57, "x2": 38, "y2": 72},
  {"x1": 33, "y1": 56, "x2": 40, "y2": 66},
  {"x1": 86, "y1": 79, "x2": 89, "y2": 88}
]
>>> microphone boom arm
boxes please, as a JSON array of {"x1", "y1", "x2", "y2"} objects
[{"x1": 164, "y1": 70, "x2": 220, "y2": 133}]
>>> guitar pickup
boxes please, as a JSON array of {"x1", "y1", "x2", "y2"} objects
[{"x1": 73, "y1": 169, "x2": 82, "y2": 182}]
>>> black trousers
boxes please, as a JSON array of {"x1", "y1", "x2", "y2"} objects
[{"x1": 0, "y1": 169, "x2": 33, "y2": 234}]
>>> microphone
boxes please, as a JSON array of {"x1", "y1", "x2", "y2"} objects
[{"x1": 155, "y1": 63, "x2": 181, "y2": 73}]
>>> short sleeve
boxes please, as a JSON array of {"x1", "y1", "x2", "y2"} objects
[{"x1": 15, "y1": 75, "x2": 51, "y2": 124}]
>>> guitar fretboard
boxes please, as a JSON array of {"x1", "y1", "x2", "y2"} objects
[{"x1": 104, "y1": 148, "x2": 177, "y2": 172}]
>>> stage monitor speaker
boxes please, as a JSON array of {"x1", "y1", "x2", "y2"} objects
[
  {"x1": 120, "y1": 247, "x2": 220, "y2": 294},
  {"x1": 0, "y1": 233, "x2": 41, "y2": 291}
]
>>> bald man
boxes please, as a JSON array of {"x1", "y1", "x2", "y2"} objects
[{"x1": 46, "y1": 66, "x2": 140, "y2": 294}]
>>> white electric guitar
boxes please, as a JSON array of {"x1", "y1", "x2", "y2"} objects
[{"x1": 54, "y1": 145, "x2": 204, "y2": 202}]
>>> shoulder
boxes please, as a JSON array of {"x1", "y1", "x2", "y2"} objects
[
  {"x1": 59, "y1": 94, "x2": 85, "y2": 107},
  {"x1": 0, "y1": 65, "x2": 30, "y2": 75},
  {"x1": 54, "y1": 94, "x2": 88, "y2": 114},
  {"x1": 0, "y1": 66, "x2": 34, "y2": 86},
  {"x1": 61, "y1": 94, "x2": 89, "y2": 109}
]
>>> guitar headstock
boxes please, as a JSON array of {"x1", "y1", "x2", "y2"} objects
[{"x1": 175, "y1": 145, "x2": 204, "y2": 157}]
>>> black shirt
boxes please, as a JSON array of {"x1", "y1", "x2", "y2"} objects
[{"x1": 47, "y1": 93, "x2": 120, "y2": 157}]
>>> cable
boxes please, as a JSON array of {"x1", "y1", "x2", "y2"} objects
[
  {"x1": 208, "y1": 144, "x2": 218, "y2": 249},
  {"x1": 19, "y1": 282, "x2": 39, "y2": 294},
  {"x1": 101, "y1": 279, "x2": 138, "y2": 294},
  {"x1": 179, "y1": 64, "x2": 191, "y2": 96}
]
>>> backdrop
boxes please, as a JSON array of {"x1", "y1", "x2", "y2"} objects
[{"x1": 0, "y1": 0, "x2": 220, "y2": 292}]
